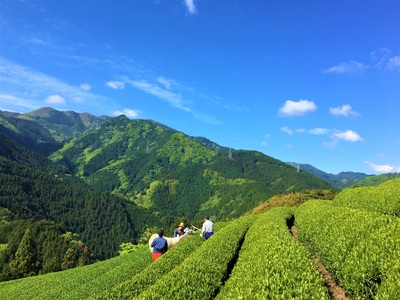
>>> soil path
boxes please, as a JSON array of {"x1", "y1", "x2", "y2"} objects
[{"x1": 290, "y1": 225, "x2": 349, "y2": 300}]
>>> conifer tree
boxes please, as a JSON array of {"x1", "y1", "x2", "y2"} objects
[{"x1": 8, "y1": 229, "x2": 37, "y2": 278}]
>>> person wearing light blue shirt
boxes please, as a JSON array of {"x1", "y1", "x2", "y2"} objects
[{"x1": 201, "y1": 215, "x2": 214, "y2": 240}]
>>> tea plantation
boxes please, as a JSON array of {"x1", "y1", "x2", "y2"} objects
[{"x1": 1, "y1": 178, "x2": 399, "y2": 299}]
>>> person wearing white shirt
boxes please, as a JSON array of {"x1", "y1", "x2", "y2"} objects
[{"x1": 201, "y1": 215, "x2": 214, "y2": 240}]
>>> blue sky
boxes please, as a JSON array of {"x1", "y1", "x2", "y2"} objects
[{"x1": 0, "y1": 0, "x2": 399, "y2": 175}]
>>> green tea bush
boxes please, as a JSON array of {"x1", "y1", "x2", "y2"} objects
[
  {"x1": 216, "y1": 207, "x2": 329, "y2": 299},
  {"x1": 92, "y1": 234, "x2": 204, "y2": 299},
  {"x1": 295, "y1": 200, "x2": 400, "y2": 299},
  {"x1": 0, "y1": 245, "x2": 151, "y2": 300},
  {"x1": 135, "y1": 216, "x2": 255, "y2": 300},
  {"x1": 333, "y1": 178, "x2": 400, "y2": 216}
]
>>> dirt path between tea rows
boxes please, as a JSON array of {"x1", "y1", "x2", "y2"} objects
[{"x1": 290, "y1": 225, "x2": 349, "y2": 300}]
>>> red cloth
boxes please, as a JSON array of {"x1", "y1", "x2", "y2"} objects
[{"x1": 152, "y1": 252, "x2": 162, "y2": 261}]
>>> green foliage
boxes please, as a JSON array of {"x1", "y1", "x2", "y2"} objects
[
  {"x1": 216, "y1": 207, "x2": 329, "y2": 299},
  {"x1": 350, "y1": 173, "x2": 400, "y2": 187},
  {"x1": 247, "y1": 189, "x2": 335, "y2": 215},
  {"x1": 0, "y1": 157, "x2": 157, "y2": 261},
  {"x1": 93, "y1": 234, "x2": 204, "y2": 299},
  {"x1": 136, "y1": 217, "x2": 254, "y2": 300},
  {"x1": 8, "y1": 229, "x2": 38, "y2": 279},
  {"x1": 295, "y1": 200, "x2": 400, "y2": 299},
  {"x1": 0, "y1": 219, "x2": 96, "y2": 281},
  {"x1": 0, "y1": 245, "x2": 151, "y2": 300},
  {"x1": 333, "y1": 178, "x2": 400, "y2": 216}
]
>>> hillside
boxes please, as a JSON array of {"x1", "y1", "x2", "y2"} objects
[
  {"x1": 1, "y1": 179, "x2": 398, "y2": 299},
  {"x1": 349, "y1": 173, "x2": 400, "y2": 187},
  {"x1": 289, "y1": 163, "x2": 372, "y2": 188},
  {"x1": 50, "y1": 114, "x2": 337, "y2": 222},
  {"x1": 0, "y1": 107, "x2": 111, "y2": 156}
]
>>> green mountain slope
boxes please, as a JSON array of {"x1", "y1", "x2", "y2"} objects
[
  {"x1": 0, "y1": 107, "x2": 111, "y2": 156},
  {"x1": 51, "y1": 115, "x2": 337, "y2": 223}
]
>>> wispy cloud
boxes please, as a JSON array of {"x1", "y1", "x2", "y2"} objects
[
  {"x1": 324, "y1": 48, "x2": 400, "y2": 74},
  {"x1": 0, "y1": 58, "x2": 109, "y2": 112},
  {"x1": 281, "y1": 126, "x2": 293, "y2": 135},
  {"x1": 184, "y1": 0, "x2": 197, "y2": 14},
  {"x1": 106, "y1": 81, "x2": 125, "y2": 90},
  {"x1": 308, "y1": 128, "x2": 329, "y2": 135},
  {"x1": 329, "y1": 104, "x2": 360, "y2": 117},
  {"x1": 157, "y1": 76, "x2": 173, "y2": 89},
  {"x1": 0, "y1": 94, "x2": 38, "y2": 111},
  {"x1": 121, "y1": 77, "x2": 223, "y2": 125},
  {"x1": 281, "y1": 125, "x2": 362, "y2": 148},
  {"x1": 112, "y1": 108, "x2": 141, "y2": 118},
  {"x1": 386, "y1": 55, "x2": 400, "y2": 71},
  {"x1": 80, "y1": 83, "x2": 91, "y2": 91},
  {"x1": 279, "y1": 100, "x2": 317, "y2": 117},
  {"x1": 127, "y1": 79, "x2": 191, "y2": 111},
  {"x1": 323, "y1": 61, "x2": 366, "y2": 74},
  {"x1": 365, "y1": 161, "x2": 400, "y2": 173}
]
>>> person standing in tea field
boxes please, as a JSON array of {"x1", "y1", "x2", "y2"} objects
[
  {"x1": 150, "y1": 229, "x2": 168, "y2": 261},
  {"x1": 201, "y1": 215, "x2": 214, "y2": 240}
]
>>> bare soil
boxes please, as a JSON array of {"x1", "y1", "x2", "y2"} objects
[{"x1": 290, "y1": 225, "x2": 349, "y2": 300}]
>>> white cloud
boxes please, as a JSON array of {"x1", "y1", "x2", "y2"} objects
[
  {"x1": 332, "y1": 130, "x2": 363, "y2": 142},
  {"x1": 281, "y1": 126, "x2": 293, "y2": 135},
  {"x1": 45, "y1": 94, "x2": 65, "y2": 104},
  {"x1": 127, "y1": 79, "x2": 191, "y2": 111},
  {"x1": 386, "y1": 55, "x2": 400, "y2": 71},
  {"x1": 0, "y1": 94, "x2": 38, "y2": 111},
  {"x1": 106, "y1": 81, "x2": 125, "y2": 90},
  {"x1": 323, "y1": 60, "x2": 366, "y2": 74},
  {"x1": 364, "y1": 161, "x2": 400, "y2": 173},
  {"x1": 329, "y1": 104, "x2": 359, "y2": 117},
  {"x1": 261, "y1": 141, "x2": 268, "y2": 146},
  {"x1": 80, "y1": 83, "x2": 91, "y2": 91},
  {"x1": 0, "y1": 58, "x2": 107, "y2": 111},
  {"x1": 184, "y1": 0, "x2": 197, "y2": 14},
  {"x1": 279, "y1": 100, "x2": 317, "y2": 117},
  {"x1": 112, "y1": 109, "x2": 140, "y2": 118},
  {"x1": 157, "y1": 76, "x2": 172, "y2": 89},
  {"x1": 308, "y1": 128, "x2": 329, "y2": 135}
]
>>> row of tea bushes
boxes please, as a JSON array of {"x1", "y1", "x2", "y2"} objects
[
  {"x1": 216, "y1": 207, "x2": 329, "y2": 299},
  {"x1": 0, "y1": 245, "x2": 151, "y2": 300},
  {"x1": 333, "y1": 178, "x2": 400, "y2": 216},
  {"x1": 295, "y1": 200, "x2": 400, "y2": 299},
  {"x1": 92, "y1": 234, "x2": 204, "y2": 299},
  {"x1": 135, "y1": 216, "x2": 255, "y2": 300}
]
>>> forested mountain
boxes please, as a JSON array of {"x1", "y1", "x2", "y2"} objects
[
  {"x1": 289, "y1": 163, "x2": 372, "y2": 188},
  {"x1": 0, "y1": 107, "x2": 111, "y2": 156},
  {"x1": 50, "y1": 114, "x2": 337, "y2": 223},
  {"x1": 0, "y1": 107, "x2": 338, "y2": 281},
  {"x1": 0, "y1": 133, "x2": 159, "y2": 281}
]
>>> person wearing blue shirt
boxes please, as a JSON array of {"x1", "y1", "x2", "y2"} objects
[
  {"x1": 150, "y1": 229, "x2": 168, "y2": 261},
  {"x1": 173, "y1": 222, "x2": 185, "y2": 237}
]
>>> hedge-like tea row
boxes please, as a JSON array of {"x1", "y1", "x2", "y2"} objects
[
  {"x1": 91, "y1": 234, "x2": 204, "y2": 299},
  {"x1": 295, "y1": 200, "x2": 400, "y2": 299},
  {"x1": 333, "y1": 178, "x2": 400, "y2": 216},
  {"x1": 0, "y1": 245, "x2": 151, "y2": 300},
  {"x1": 135, "y1": 216, "x2": 255, "y2": 300},
  {"x1": 216, "y1": 207, "x2": 329, "y2": 299}
]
